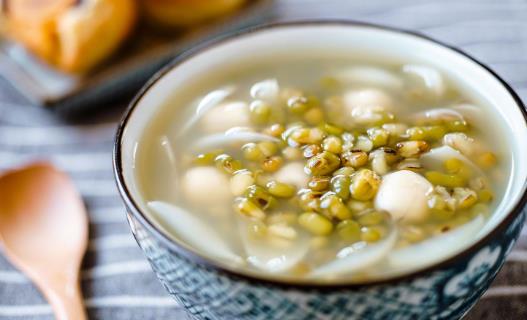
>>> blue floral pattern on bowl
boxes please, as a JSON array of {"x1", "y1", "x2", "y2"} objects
[{"x1": 126, "y1": 209, "x2": 525, "y2": 320}]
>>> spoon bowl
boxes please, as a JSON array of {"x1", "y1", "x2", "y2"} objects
[{"x1": 0, "y1": 163, "x2": 88, "y2": 320}]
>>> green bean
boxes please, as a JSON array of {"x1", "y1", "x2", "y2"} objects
[
  {"x1": 407, "y1": 126, "x2": 446, "y2": 141},
  {"x1": 350, "y1": 169, "x2": 381, "y2": 201},
  {"x1": 263, "y1": 123, "x2": 285, "y2": 138},
  {"x1": 258, "y1": 141, "x2": 278, "y2": 157},
  {"x1": 304, "y1": 107, "x2": 325, "y2": 125},
  {"x1": 427, "y1": 194, "x2": 447, "y2": 211},
  {"x1": 446, "y1": 120, "x2": 468, "y2": 132},
  {"x1": 354, "y1": 135, "x2": 373, "y2": 152},
  {"x1": 396, "y1": 140, "x2": 430, "y2": 158},
  {"x1": 336, "y1": 220, "x2": 361, "y2": 242},
  {"x1": 332, "y1": 167, "x2": 355, "y2": 176},
  {"x1": 331, "y1": 174, "x2": 351, "y2": 200},
  {"x1": 322, "y1": 136, "x2": 343, "y2": 154},
  {"x1": 406, "y1": 127, "x2": 426, "y2": 140},
  {"x1": 308, "y1": 176, "x2": 331, "y2": 192},
  {"x1": 266, "y1": 180, "x2": 296, "y2": 198},
  {"x1": 289, "y1": 127, "x2": 326, "y2": 145},
  {"x1": 297, "y1": 189, "x2": 322, "y2": 212},
  {"x1": 367, "y1": 127, "x2": 390, "y2": 148},
  {"x1": 341, "y1": 150, "x2": 368, "y2": 168},
  {"x1": 360, "y1": 226, "x2": 381, "y2": 243},
  {"x1": 287, "y1": 96, "x2": 309, "y2": 114},
  {"x1": 305, "y1": 151, "x2": 341, "y2": 176},
  {"x1": 215, "y1": 154, "x2": 242, "y2": 174},
  {"x1": 453, "y1": 187, "x2": 478, "y2": 209},
  {"x1": 194, "y1": 150, "x2": 222, "y2": 165},
  {"x1": 341, "y1": 132, "x2": 355, "y2": 152},
  {"x1": 245, "y1": 185, "x2": 277, "y2": 210},
  {"x1": 242, "y1": 143, "x2": 264, "y2": 161},
  {"x1": 320, "y1": 192, "x2": 352, "y2": 220},
  {"x1": 425, "y1": 171, "x2": 465, "y2": 188},
  {"x1": 234, "y1": 197, "x2": 266, "y2": 220},
  {"x1": 478, "y1": 189, "x2": 494, "y2": 202},
  {"x1": 303, "y1": 144, "x2": 323, "y2": 158},
  {"x1": 262, "y1": 156, "x2": 283, "y2": 172},
  {"x1": 369, "y1": 149, "x2": 389, "y2": 175},
  {"x1": 249, "y1": 100, "x2": 272, "y2": 124},
  {"x1": 320, "y1": 123, "x2": 344, "y2": 136},
  {"x1": 298, "y1": 212, "x2": 334, "y2": 236},
  {"x1": 356, "y1": 210, "x2": 387, "y2": 226},
  {"x1": 476, "y1": 152, "x2": 497, "y2": 169}
]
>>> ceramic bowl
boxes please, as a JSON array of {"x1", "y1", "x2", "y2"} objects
[{"x1": 114, "y1": 21, "x2": 527, "y2": 319}]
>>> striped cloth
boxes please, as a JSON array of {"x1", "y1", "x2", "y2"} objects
[{"x1": 0, "y1": 0, "x2": 526, "y2": 319}]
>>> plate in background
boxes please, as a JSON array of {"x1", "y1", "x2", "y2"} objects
[{"x1": 0, "y1": 0, "x2": 273, "y2": 114}]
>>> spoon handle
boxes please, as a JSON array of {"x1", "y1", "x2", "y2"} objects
[{"x1": 45, "y1": 282, "x2": 87, "y2": 320}]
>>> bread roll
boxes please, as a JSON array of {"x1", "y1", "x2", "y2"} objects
[
  {"x1": 2, "y1": 0, "x2": 137, "y2": 73},
  {"x1": 142, "y1": 0, "x2": 246, "y2": 27}
]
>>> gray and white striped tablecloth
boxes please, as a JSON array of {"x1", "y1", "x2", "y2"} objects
[{"x1": 1, "y1": 0, "x2": 526, "y2": 319}]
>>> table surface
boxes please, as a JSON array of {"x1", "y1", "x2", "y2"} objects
[{"x1": 1, "y1": 0, "x2": 526, "y2": 319}]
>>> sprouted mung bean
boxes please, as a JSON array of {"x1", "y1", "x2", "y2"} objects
[{"x1": 137, "y1": 58, "x2": 510, "y2": 282}]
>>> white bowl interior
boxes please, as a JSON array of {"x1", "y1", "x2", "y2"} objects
[{"x1": 119, "y1": 24, "x2": 527, "y2": 280}]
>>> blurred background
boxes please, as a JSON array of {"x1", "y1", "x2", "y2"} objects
[{"x1": 0, "y1": 0, "x2": 526, "y2": 319}]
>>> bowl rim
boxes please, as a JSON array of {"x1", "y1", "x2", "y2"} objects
[{"x1": 113, "y1": 20, "x2": 527, "y2": 290}]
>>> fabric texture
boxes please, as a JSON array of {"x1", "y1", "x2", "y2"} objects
[{"x1": 0, "y1": 0, "x2": 526, "y2": 319}]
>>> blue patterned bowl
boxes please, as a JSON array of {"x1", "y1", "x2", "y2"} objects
[{"x1": 114, "y1": 22, "x2": 527, "y2": 319}]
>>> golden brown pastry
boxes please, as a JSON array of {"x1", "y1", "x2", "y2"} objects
[
  {"x1": 142, "y1": 0, "x2": 246, "y2": 27},
  {"x1": 2, "y1": 0, "x2": 137, "y2": 73}
]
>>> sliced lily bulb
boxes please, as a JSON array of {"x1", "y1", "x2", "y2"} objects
[
  {"x1": 160, "y1": 136, "x2": 181, "y2": 196},
  {"x1": 178, "y1": 86, "x2": 236, "y2": 134},
  {"x1": 238, "y1": 217, "x2": 309, "y2": 273},
  {"x1": 192, "y1": 130, "x2": 279, "y2": 151},
  {"x1": 421, "y1": 145, "x2": 483, "y2": 176},
  {"x1": 412, "y1": 108, "x2": 465, "y2": 124},
  {"x1": 333, "y1": 66, "x2": 404, "y2": 90},
  {"x1": 148, "y1": 201, "x2": 244, "y2": 265},
  {"x1": 443, "y1": 132, "x2": 482, "y2": 157},
  {"x1": 387, "y1": 215, "x2": 485, "y2": 272},
  {"x1": 310, "y1": 225, "x2": 398, "y2": 279},
  {"x1": 273, "y1": 162, "x2": 309, "y2": 189},
  {"x1": 375, "y1": 170, "x2": 433, "y2": 223},
  {"x1": 343, "y1": 88, "x2": 393, "y2": 124},
  {"x1": 160, "y1": 135, "x2": 177, "y2": 168},
  {"x1": 402, "y1": 64, "x2": 446, "y2": 97},
  {"x1": 182, "y1": 167, "x2": 231, "y2": 214},
  {"x1": 250, "y1": 79, "x2": 279, "y2": 102},
  {"x1": 453, "y1": 103, "x2": 485, "y2": 125},
  {"x1": 199, "y1": 101, "x2": 251, "y2": 133}
]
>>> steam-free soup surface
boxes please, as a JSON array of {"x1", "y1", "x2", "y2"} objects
[{"x1": 136, "y1": 57, "x2": 510, "y2": 282}]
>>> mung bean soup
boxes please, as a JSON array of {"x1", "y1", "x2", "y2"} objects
[{"x1": 136, "y1": 57, "x2": 510, "y2": 282}]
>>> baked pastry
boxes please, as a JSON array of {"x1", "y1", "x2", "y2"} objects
[
  {"x1": 142, "y1": 0, "x2": 246, "y2": 27},
  {"x1": 2, "y1": 0, "x2": 137, "y2": 73}
]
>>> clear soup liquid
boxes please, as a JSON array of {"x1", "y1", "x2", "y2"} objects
[{"x1": 136, "y1": 57, "x2": 511, "y2": 282}]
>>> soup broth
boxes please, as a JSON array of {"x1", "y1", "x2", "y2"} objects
[{"x1": 136, "y1": 57, "x2": 510, "y2": 281}]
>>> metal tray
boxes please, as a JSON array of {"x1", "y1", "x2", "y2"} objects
[{"x1": 0, "y1": 0, "x2": 273, "y2": 114}]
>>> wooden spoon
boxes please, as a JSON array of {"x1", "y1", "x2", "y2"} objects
[{"x1": 0, "y1": 163, "x2": 88, "y2": 320}]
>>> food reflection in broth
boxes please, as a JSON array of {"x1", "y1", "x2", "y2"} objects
[{"x1": 137, "y1": 59, "x2": 509, "y2": 282}]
